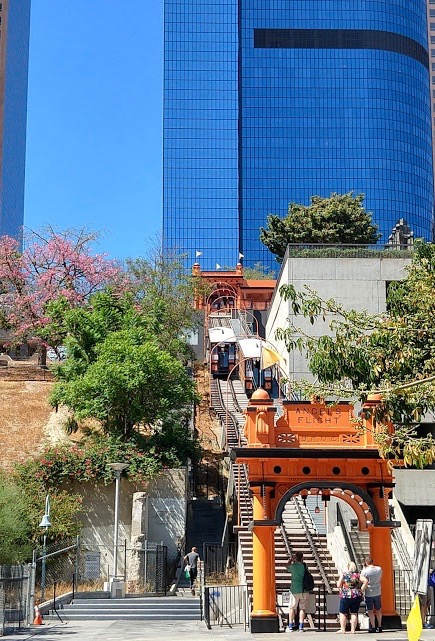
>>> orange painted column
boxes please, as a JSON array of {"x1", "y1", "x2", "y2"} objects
[
  {"x1": 369, "y1": 488, "x2": 400, "y2": 626},
  {"x1": 250, "y1": 486, "x2": 279, "y2": 633}
]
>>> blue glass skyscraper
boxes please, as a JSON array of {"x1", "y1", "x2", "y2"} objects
[
  {"x1": 163, "y1": 0, "x2": 434, "y2": 269},
  {"x1": 0, "y1": 0, "x2": 31, "y2": 242}
]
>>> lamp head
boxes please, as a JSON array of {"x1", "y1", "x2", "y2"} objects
[
  {"x1": 39, "y1": 514, "x2": 52, "y2": 528},
  {"x1": 108, "y1": 462, "x2": 128, "y2": 474}
]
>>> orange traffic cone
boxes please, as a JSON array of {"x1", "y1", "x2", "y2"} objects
[{"x1": 33, "y1": 603, "x2": 43, "y2": 625}]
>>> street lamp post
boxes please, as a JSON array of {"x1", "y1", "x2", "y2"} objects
[
  {"x1": 39, "y1": 495, "x2": 51, "y2": 601},
  {"x1": 107, "y1": 462, "x2": 128, "y2": 579}
]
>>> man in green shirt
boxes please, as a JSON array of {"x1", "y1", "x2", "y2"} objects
[{"x1": 287, "y1": 551, "x2": 308, "y2": 632}]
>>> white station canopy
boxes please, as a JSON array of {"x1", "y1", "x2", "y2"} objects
[
  {"x1": 238, "y1": 338, "x2": 262, "y2": 359},
  {"x1": 209, "y1": 327, "x2": 237, "y2": 344}
]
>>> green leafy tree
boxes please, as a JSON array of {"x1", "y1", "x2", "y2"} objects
[
  {"x1": 275, "y1": 241, "x2": 435, "y2": 467},
  {"x1": 127, "y1": 242, "x2": 207, "y2": 360},
  {"x1": 260, "y1": 192, "x2": 381, "y2": 262},
  {"x1": 50, "y1": 292, "x2": 198, "y2": 440},
  {"x1": 0, "y1": 476, "x2": 33, "y2": 563},
  {"x1": 243, "y1": 262, "x2": 277, "y2": 280}
]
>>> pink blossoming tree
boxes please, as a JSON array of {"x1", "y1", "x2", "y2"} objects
[{"x1": 0, "y1": 227, "x2": 127, "y2": 360}]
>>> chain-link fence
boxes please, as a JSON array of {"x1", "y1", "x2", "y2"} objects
[
  {"x1": 34, "y1": 537, "x2": 80, "y2": 603},
  {"x1": 0, "y1": 565, "x2": 31, "y2": 636},
  {"x1": 33, "y1": 539, "x2": 169, "y2": 600}
]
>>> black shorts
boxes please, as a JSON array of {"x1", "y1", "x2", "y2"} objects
[{"x1": 339, "y1": 597, "x2": 362, "y2": 615}]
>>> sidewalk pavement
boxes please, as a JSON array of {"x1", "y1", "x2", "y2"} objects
[{"x1": 2, "y1": 621, "x2": 433, "y2": 641}]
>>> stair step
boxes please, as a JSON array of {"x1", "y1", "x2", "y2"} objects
[{"x1": 49, "y1": 596, "x2": 201, "y2": 621}]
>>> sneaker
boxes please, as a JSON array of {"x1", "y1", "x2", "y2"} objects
[
  {"x1": 369, "y1": 628, "x2": 376, "y2": 633},
  {"x1": 377, "y1": 627, "x2": 383, "y2": 633},
  {"x1": 298, "y1": 627, "x2": 304, "y2": 632},
  {"x1": 423, "y1": 624, "x2": 434, "y2": 629},
  {"x1": 286, "y1": 627, "x2": 294, "y2": 633}
]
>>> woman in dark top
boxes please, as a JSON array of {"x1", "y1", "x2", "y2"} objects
[{"x1": 337, "y1": 562, "x2": 368, "y2": 633}]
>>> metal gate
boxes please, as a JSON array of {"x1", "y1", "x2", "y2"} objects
[
  {"x1": 203, "y1": 542, "x2": 237, "y2": 585},
  {"x1": 203, "y1": 584, "x2": 249, "y2": 629},
  {"x1": 0, "y1": 565, "x2": 31, "y2": 636}
]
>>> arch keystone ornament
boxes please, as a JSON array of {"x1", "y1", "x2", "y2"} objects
[{"x1": 231, "y1": 391, "x2": 402, "y2": 633}]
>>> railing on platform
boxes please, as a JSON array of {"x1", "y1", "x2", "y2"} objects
[
  {"x1": 203, "y1": 584, "x2": 249, "y2": 630},
  {"x1": 203, "y1": 542, "x2": 237, "y2": 586},
  {"x1": 278, "y1": 584, "x2": 342, "y2": 631},
  {"x1": 285, "y1": 243, "x2": 414, "y2": 259}
]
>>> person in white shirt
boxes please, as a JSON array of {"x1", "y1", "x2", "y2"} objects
[{"x1": 361, "y1": 556, "x2": 383, "y2": 633}]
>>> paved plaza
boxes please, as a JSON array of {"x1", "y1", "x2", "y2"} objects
[{"x1": 3, "y1": 621, "x2": 431, "y2": 641}]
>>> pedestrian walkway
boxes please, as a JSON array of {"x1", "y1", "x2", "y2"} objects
[{"x1": 3, "y1": 620, "x2": 431, "y2": 641}]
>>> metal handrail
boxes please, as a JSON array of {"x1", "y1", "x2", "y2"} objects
[
  {"x1": 303, "y1": 501, "x2": 336, "y2": 581},
  {"x1": 280, "y1": 522, "x2": 294, "y2": 560},
  {"x1": 292, "y1": 497, "x2": 333, "y2": 593},
  {"x1": 336, "y1": 503, "x2": 360, "y2": 568},
  {"x1": 236, "y1": 463, "x2": 252, "y2": 526}
]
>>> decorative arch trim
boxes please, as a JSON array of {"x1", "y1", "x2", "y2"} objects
[{"x1": 274, "y1": 481, "x2": 396, "y2": 528}]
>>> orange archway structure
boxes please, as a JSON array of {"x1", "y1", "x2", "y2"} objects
[{"x1": 231, "y1": 389, "x2": 402, "y2": 634}]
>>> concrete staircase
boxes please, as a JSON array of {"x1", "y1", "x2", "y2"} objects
[
  {"x1": 236, "y1": 497, "x2": 340, "y2": 629},
  {"x1": 185, "y1": 499, "x2": 225, "y2": 556},
  {"x1": 349, "y1": 528, "x2": 413, "y2": 618},
  {"x1": 349, "y1": 529, "x2": 370, "y2": 568},
  {"x1": 48, "y1": 595, "x2": 201, "y2": 621}
]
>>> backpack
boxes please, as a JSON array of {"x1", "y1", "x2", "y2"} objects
[{"x1": 303, "y1": 563, "x2": 315, "y2": 592}]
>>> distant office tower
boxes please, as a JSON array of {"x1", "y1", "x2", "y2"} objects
[
  {"x1": 163, "y1": 0, "x2": 434, "y2": 269},
  {"x1": 0, "y1": 0, "x2": 31, "y2": 242},
  {"x1": 427, "y1": 0, "x2": 435, "y2": 239}
]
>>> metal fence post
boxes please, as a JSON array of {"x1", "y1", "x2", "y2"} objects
[
  {"x1": 74, "y1": 535, "x2": 80, "y2": 589},
  {"x1": 0, "y1": 579, "x2": 5, "y2": 637},
  {"x1": 203, "y1": 586, "x2": 211, "y2": 628},
  {"x1": 144, "y1": 540, "x2": 148, "y2": 589},
  {"x1": 27, "y1": 553, "x2": 36, "y2": 626},
  {"x1": 41, "y1": 532, "x2": 47, "y2": 601}
]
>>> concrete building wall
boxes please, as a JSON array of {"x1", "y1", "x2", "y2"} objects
[
  {"x1": 76, "y1": 468, "x2": 188, "y2": 574},
  {"x1": 393, "y1": 469, "x2": 435, "y2": 506},
  {"x1": 266, "y1": 256, "x2": 410, "y2": 382}
]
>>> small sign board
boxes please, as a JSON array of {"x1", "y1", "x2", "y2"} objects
[
  {"x1": 83, "y1": 552, "x2": 101, "y2": 579},
  {"x1": 412, "y1": 519, "x2": 433, "y2": 595}
]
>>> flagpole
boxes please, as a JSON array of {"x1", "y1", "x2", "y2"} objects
[{"x1": 259, "y1": 346, "x2": 263, "y2": 388}]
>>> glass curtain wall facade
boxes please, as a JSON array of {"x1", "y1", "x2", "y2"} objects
[
  {"x1": 0, "y1": 0, "x2": 31, "y2": 242},
  {"x1": 163, "y1": 0, "x2": 434, "y2": 270},
  {"x1": 163, "y1": 0, "x2": 239, "y2": 269}
]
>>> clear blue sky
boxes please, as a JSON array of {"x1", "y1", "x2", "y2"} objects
[{"x1": 24, "y1": 1, "x2": 163, "y2": 261}]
